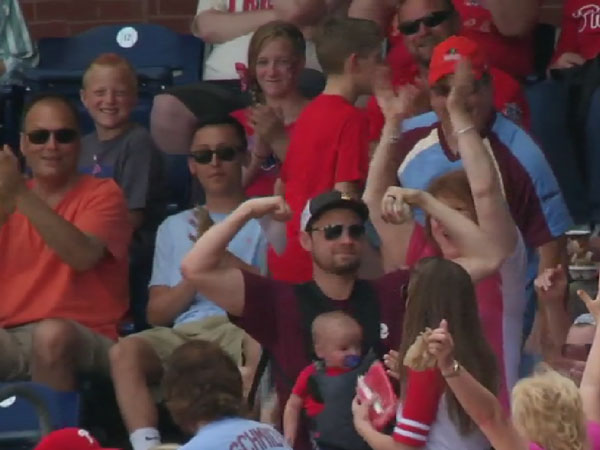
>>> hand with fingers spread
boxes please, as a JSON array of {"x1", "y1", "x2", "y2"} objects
[
  {"x1": 242, "y1": 195, "x2": 292, "y2": 222},
  {"x1": 534, "y1": 264, "x2": 568, "y2": 305},
  {"x1": 374, "y1": 65, "x2": 422, "y2": 125},
  {"x1": 380, "y1": 186, "x2": 422, "y2": 224},
  {"x1": 249, "y1": 104, "x2": 286, "y2": 146},
  {"x1": 426, "y1": 319, "x2": 456, "y2": 373},
  {"x1": 577, "y1": 274, "x2": 600, "y2": 322},
  {"x1": 0, "y1": 145, "x2": 25, "y2": 201}
]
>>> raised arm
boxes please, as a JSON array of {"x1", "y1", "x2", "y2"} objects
[
  {"x1": 192, "y1": 0, "x2": 325, "y2": 44},
  {"x1": 381, "y1": 187, "x2": 504, "y2": 281},
  {"x1": 348, "y1": 0, "x2": 397, "y2": 28},
  {"x1": 577, "y1": 277, "x2": 600, "y2": 423},
  {"x1": 448, "y1": 60, "x2": 518, "y2": 257},
  {"x1": 427, "y1": 321, "x2": 529, "y2": 450},
  {"x1": 484, "y1": 0, "x2": 538, "y2": 37},
  {"x1": 363, "y1": 70, "x2": 419, "y2": 271},
  {"x1": 180, "y1": 196, "x2": 290, "y2": 317}
]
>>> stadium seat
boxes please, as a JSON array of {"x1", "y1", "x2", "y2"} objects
[{"x1": 0, "y1": 382, "x2": 79, "y2": 449}]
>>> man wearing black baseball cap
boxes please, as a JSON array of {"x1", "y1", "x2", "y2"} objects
[{"x1": 178, "y1": 189, "x2": 498, "y2": 449}]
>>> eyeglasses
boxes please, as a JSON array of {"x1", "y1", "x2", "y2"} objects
[
  {"x1": 398, "y1": 10, "x2": 454, "y2": 35},
  {"x1": 190, "y1": 147, "x2": 240, "y2": 165},
  {"x1": 562, "y1": 343, "x2": 592, "y2": 362},
  {"x1": 26, "y1": 128, "x2": 79, "y2": 145},
  {"x1": 309, "y1": 223, "x2": 366, "y2": 241}
]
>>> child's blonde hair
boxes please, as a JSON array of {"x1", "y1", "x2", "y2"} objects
[
  {"x1": 82, "y1": 53, "x2": 137, "y2": 93},
  {"x1": 511, "y1": 365, "x2": 589, "y2": 450}
]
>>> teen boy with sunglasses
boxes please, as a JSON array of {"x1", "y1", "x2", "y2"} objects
[
  {"x1": 108, "y1": 115, "x2": 268, "y2": 450},
  {"x1": 0, "y1": 93, "x2": 132, "y2": 391},
  {"x1": 179, "y1": 183, "x2": 509, "y2": 449}
]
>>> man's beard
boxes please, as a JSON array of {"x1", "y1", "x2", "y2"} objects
[{"x1": 313, "y1": 253, "x2": 361, "y2": 276}]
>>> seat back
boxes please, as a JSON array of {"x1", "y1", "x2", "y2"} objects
[{"x1": 0, "y1": 382, "x2": 79, "y2": 447}]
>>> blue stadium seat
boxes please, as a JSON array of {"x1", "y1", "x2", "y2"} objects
[
  {"x1": 0, "y1": 382, "x2": 79, "y2": 449},
  {"x1": 25, "y1": 23, "x2": 204, "y2": 92}
]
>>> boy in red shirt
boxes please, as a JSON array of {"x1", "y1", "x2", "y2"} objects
[
  {"x1": 269, "y1": 17, "x2": 382, "y2": 282},
  {"x1": 284, "y1": 311, "x2": 365, "y2": 448}
]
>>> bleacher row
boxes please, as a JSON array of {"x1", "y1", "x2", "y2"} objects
[{"x1": 0, "y1": 23, "x2": 207, "y2": 450}]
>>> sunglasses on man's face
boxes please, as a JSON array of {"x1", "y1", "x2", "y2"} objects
[
  {"x1": 26, "y1": 128, "x2": 79, "y2": 145},
  {"x1": 562, "y1": 343, "x2": 592, "y2": 362},
  {"x1": 309, "y1": 223, "x2": 366, "y2": 241},
  {"x1": 398, "y1": 10, "x2": 454, "y2": 35},
  {"x1": 190, "y1": 147, "x2": 240, "y2": 165}
]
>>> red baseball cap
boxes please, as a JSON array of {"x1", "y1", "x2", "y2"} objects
[
  {"x1": 428, "y1": 35, "x2": 488, "y2": 86},
  {"x1": 34, "y1": 428, "x2": 120, "y2": 450}
]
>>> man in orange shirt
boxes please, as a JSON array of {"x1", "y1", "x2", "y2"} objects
[{"x1": 0, "y1": 93, "x2": 132, "y2": 391}]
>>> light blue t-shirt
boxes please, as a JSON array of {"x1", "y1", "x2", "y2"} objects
[
  {"x1": 180, "y1": 418, "x2": 292, "y2": 450},
  {"x1": 149, "y1": 209, "x2": 267, "y2": 326}
]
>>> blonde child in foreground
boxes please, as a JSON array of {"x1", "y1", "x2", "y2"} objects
[{"x1": 425, "y1": 273, "x2": 600, "y2": 450}]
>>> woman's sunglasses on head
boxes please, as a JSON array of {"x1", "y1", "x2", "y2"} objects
[
  {"x1": 26, "y1": 128, "x2": 79, "y2": 145},
  {"x1": 398, "y1": 10, "x2": 454, "y2": 35},
  {"x1": 190, "y1": 147, "x2": 241, "y2": 165}
]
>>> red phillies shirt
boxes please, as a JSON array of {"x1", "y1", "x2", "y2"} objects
[
  {"x1": 453, "y1": 0, "x2": 535, "y2": 79},
  {"x1": 553, "y1": 0, "x2": 600, "y2": 63},
  {"x1": 292, "y1": 364, "x2": 351, "y2": 417},
  {"x1": 230, "y1": 108, "x2": 295, "y2": 197},
  {"x1": 270, "y1": 94, "x2": 370, "y2": 283},
  {"x1": 366, "y1": 65, "x2": 531, "y2": 142}
]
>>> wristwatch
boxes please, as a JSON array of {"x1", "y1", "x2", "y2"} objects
[{"x1": 441, "y1": 360, "x2": 461, "y2": 378}]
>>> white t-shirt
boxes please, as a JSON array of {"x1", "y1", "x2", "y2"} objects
[
  {"x1": 195, "y1": 0, "x2": 320, "y2": 80},
  {"x1": 396, "y1": 395, "x2": 490, "y2": 450},
  {"x1": 180, "y1": 417, "x2": 292, "y2": 449}
]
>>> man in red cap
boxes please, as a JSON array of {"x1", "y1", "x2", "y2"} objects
[
  {"x1": 34, "y1": 428, "x2": 118, "y2": 450},
  {"x1": 368, "y1": 35, "x2": 572, "y2": 345},
  {"x1": 363, "y1": 0, "x2": 530, "y2": 144},
  {"x1": 349, "y1": 0, "x2": 537, "y2": 80}
]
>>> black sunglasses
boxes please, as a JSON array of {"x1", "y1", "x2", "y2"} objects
[
  {"x1": 398, "y1": 10, "x2": 454, "y2": 35},
  {"x1": 26, "y1": 128, "x2": 79, "y2": 145},
  {"x1": 310, "y1": 223, "x2": 366, "y2": 241},
  {"x1": 190, "y1": 147, "x2": 240, "y2": 165}
]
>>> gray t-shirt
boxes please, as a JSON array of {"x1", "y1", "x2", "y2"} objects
[{"x1": 79, "y1": 124, "x2": 167, "y2": 250}]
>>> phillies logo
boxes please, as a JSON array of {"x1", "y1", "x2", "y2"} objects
[
  {"x1": 574, "y1": 4, "x2": 600, "y2": 32},
  {"x1": 228, "y1": 0, "x2": 273, "y2": 11}
]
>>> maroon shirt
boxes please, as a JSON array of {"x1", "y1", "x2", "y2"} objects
[{"x1": 229, "y1": 269, "x2": 409, "y2": 449}]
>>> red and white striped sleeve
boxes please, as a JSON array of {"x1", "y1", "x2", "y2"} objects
[{"x1": 393, "y1": 368, "x2": 444, "y2": 447}]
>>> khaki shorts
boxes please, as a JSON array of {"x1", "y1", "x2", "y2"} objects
[
  {"x1": 0, "y1": 321, "x2": 114, "y2": 380},
  {"x1": 135, "y1": 315, "x2": 245, "y2": 366}
]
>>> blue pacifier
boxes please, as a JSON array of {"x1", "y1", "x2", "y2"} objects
[{"x1": 344, "y1": 354, "x2": 362, "y2": 369}]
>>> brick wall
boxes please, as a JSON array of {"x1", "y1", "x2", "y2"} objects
[
  {"x1": 20, "y1": 0, "x2": 564, "y2": 40},
  {"x1": 20, "y1": 0, "x2": 197, "y2": 39}
]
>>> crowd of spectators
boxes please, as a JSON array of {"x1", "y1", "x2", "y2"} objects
[{"x1": 3, "y1": 0, "x2": 600, "y2": 449}]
